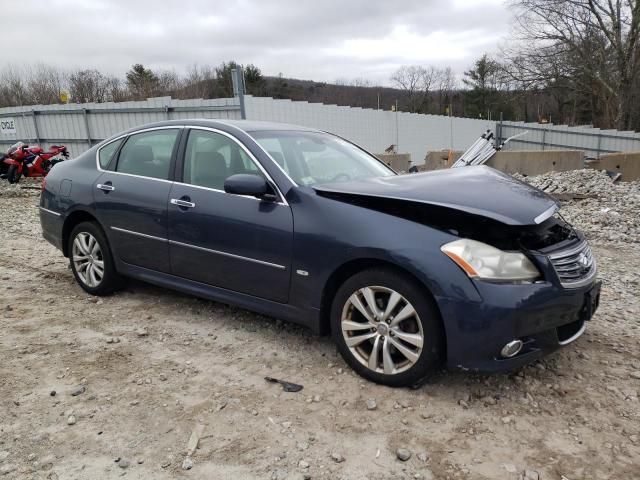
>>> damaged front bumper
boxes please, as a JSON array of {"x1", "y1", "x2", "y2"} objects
[{"x1": 439, "y1": 277, "x2": 601, "y2": 373}]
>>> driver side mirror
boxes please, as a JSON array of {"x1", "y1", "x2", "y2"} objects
[{"x1": 224, "y1": 174, "x2": 276, "y2": 200}]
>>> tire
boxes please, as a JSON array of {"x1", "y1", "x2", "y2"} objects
[
  {"x1": 68, "y1": 221, "x2": 123, "y2": 295},
  {"x1": 7, "y1": 165, "x2": 21, "y2": 184},
  {"x1": 330, "y1": 268, "x2": 444, "y2": 387}
]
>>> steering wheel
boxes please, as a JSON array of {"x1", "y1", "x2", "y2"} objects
[{"x1": 329, "y1": 173, "x2": 351, "y2": 183}]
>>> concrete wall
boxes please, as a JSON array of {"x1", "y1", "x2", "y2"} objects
[
  {"x1": 423, "y1": 150, "x2": 585, "y2": 175},
  {"x1": 587, "y1": 152, "x2": 640, "y2": 181},
  {"x1": 486, "y1": 150, "x2": 584, "y2": 175},
  {"x1": 375, "y1": 153, "x2": 411, "y2": 172}
]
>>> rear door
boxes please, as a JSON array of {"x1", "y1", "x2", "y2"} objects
[
  {"x1": 167, "y1": 127, "x2": 293, "y2": 302},
  {"x1": 94, "y1": 127, "x2": 181, "y2": 273}
]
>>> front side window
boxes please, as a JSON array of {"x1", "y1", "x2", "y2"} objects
[
  {"x1": 250, "y1": 131, "x2": 395, "y2": 186},
  {"x1": 183, "y1": 129, "x2": 264, "y2": 190},
  {"x1": 98, "y1": 138, "x2": 124, "y2": 169},
  {"x1": 116, "y1": 129, "x2": 179, "y2": 180}
]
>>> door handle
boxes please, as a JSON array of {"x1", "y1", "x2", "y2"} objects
[
  {"x1": 170, "y1": 198, "x2": 196, "y2": 209},
  {"x1": 97, "y1": 183, "x2": 115, "y2": 192}
]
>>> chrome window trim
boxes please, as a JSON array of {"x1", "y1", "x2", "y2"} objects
[
  {"x1": 110, "y1": 226, "x2": 286, "y2": 270},
  {"x1": 185, "y1": 126, "x2": 290, "y2": 206},
  {"x1": 95, "y1": 125, "x2": 184, "y2": 178},
  {"x1": 534, "y1": 204, "x2": 559, "y2": 224},
  {"x1": 168, "y1": 239, "x2": 286, "y2": 270},
  {"x1": 94, "y1": 124, "x2": 292, "y2": 204},
  {"x1": 39, "y1": 206, "x2": 61, "y2": 217},
  {"x1": 111, "y1": 226, "x2": 167, "y2": 242},
  {"x1": 171, "y1": 180, "x2": 288, "y2": 206}
]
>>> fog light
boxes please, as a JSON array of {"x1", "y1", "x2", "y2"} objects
[{"x1": 501, "y1": 340, "x2": 523, "y2": 358}]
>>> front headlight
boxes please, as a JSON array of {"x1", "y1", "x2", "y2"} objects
[{"x1": 441, "y1": 239, "x2": 540, "y2": 282}]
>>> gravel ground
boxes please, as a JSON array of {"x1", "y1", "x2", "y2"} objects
[{"x1": 0, "y1": 172, "x2": 639, "y2": 480}]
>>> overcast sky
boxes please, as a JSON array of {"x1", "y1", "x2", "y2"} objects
[{"x1": 4, "y1": 0, "x2": 512, "y2": 85}]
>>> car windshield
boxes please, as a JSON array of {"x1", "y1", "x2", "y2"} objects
[{"x1": 250, "y1": 130, "x2": 396, "y2": 186}]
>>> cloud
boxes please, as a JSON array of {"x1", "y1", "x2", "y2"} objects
[{"x1": 3, "y1": 0, "x2": 511, "y2": 84}]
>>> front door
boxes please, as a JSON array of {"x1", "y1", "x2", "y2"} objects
[
  {"x1": 168, "y1": 128, "x2": 293, "y2": 303},
  {"x1": 94, "y1": 127, "x2": 181, "y2": 273}
]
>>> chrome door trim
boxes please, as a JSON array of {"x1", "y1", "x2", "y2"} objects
[
  {"x1": 110, "y1": 226, "x2": 168, "y2": 243},
  {"x1": 185, "y1": 126, "x2": 290, "y2": 206},
  {"x1": 168, "y1": 239, "x2": 287, "y2": 270},
  {"x1": 110, "y1": 226, "x2": 285, "y2": 270},
  {"x1": 171, "y1": 181, "x2": 288, "y2": 206},
  {"x1": 39, "y1": 206, "x2": 61, "y2": 217},
  {"x1": 170, "y1": 198, "x2": 196, "y2": 208}
]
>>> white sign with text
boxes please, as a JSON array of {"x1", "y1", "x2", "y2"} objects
[{"x1": 0, "y1": 118, "x2": 17, "y2": 135}]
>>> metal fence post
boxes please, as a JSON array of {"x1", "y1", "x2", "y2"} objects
[
  {"x1": 496, "y1": 112, "x2": 503, "y2": 146},
  {"x1": 82, "y1": 108, "x2": 92, "y2": 148},
  {"x1": 596, "y1": 133, "x2": 602, "y2": 159},
  {"x1": 541, "y1": 127, "x2": 547, "y2": 151},
  {"x1": 232, "y1": 67, "x2": 246, "y2": 120}
]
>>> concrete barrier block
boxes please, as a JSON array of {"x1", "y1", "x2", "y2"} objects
[{"x1": 588, "y1": 152, "x2": 640, "y2": 181}]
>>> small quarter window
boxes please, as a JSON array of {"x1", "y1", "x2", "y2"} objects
[
  {"x1": 98, "y1": 138, "x2": 124, "y2": 169},
  {"x1": 116, "y1": 129, "x2": 180, "y2": 180}
]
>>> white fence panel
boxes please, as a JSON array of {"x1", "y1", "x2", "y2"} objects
[{"x1": 1, "y1": 95, "x2": 639, "y2": 162}]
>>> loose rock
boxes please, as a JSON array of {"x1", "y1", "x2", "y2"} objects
[
  {"x1": 330, "y1": 452, "x2": 345, "y2": 463},
  {"x1": 396, "y1": 448, "x2": 411, "y2": 461}
]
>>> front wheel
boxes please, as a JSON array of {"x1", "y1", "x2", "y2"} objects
[
  {"x1": 68, "y1": 221, "x2": 123, "y2": 295},
  {"x1": 7, "y1": 165, "x2": 21, "y2": 184},
  {"x1": 330, "y1": 268, "x2": 444, "y2": 387}
]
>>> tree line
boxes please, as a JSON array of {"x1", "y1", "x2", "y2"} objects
[
  {"x1": 1, "y1": 0, "x2": 637, "y2": 131},
  {"x1": 390, "y1": 0, "x2": 640, "y2": 131}
]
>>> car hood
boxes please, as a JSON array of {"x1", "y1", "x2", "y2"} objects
[{"x1": 313, "y1": 165, "x2": 559, "y2": 225}]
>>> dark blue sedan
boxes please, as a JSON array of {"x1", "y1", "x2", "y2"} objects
[{"x1": 39, "y1": 120, "x2": 600, "y2": 386}]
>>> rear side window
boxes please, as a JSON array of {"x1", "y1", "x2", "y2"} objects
[
  {"x1": 98, "y1": 138, "x2": 124, "y2": 169},
  {"x1": 116, "y1": 129, "x2": 179, "y2": 180}
]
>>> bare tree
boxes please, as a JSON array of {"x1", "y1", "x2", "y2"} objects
[
  {"x1": 509, "y1": 0, "x2": 640, "y2": 130},
  {"x1": 69, "y1": 69, "x2": 110, "y2": 103},
  {"x1": 25, "y1": 63, "x2": 65, "y2": 105},
  {"x1": 0, "y1": 65, "x2": 29, "y2": 106},
  {"x1": 182, "y1": 64, "x2": 216, "y2": 99},
  {"x1": 434, "y1": 67, "x2": 457, "y2": 114},
  {"x1": 390, "y1": 65, "x2": 438, "y2": 113}
]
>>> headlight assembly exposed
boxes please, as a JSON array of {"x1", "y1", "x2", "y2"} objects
[{"x1": 441, "y1": 239, "x2": 540, "y2": 282}]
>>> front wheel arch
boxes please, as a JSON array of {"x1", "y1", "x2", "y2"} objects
[{"x1": 319, "y1": 259, "x2": 445, "y2": 343}]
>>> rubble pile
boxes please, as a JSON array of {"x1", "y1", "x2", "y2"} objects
[
  {"x1": 0, "y1": 178, "x2": 41, "y2": 197},
  {"x1": 514, "y1": 169, "x2": 640, "y2": 244}
]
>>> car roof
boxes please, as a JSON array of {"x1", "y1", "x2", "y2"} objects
[{"x1": 119, "y1": 119, "x2": 322, "y2": 135}]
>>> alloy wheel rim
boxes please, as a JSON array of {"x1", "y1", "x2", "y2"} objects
[
  {"x1": 72, "y1": 232, "x2": 104, "y2": 288},
  {"x1": 341, "y1": 286, "x2": 424, "y2": 375}
]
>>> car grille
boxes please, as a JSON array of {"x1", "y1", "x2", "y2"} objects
[{"x1": 548, "y1": 241, "x2": 596, "y2": 288}]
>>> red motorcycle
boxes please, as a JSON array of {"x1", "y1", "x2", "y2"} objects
[{"x1": 1, "y1": 142, "x2": 69, "y2": 184}]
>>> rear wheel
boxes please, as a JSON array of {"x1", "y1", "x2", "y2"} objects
[
  {"x1": 7, "y1": 165, "x2": 21, "y2": 184},
  {"x1": 330, "y1": 268, "x2": 443, "y2": 387},
  {"x1": 68, "y1": 221, "x2": 122, "y2": 295}
]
